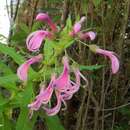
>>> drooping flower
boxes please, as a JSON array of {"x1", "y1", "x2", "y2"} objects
[
  {"x1": 17, "y1": 54, "x2": 43, "y2": 81},
  {"x1": 28, "y1": 74, "x2": 56, "y2": 111},
  {"x1": 43, "y1": 67, "x2": 87, "y2": 116},
  {"x1": 89, "y1": 45, "x2": 119, "y2": 74},
  {"x1": 43, "y1": 58, "x2": 87, "y2": 116},
  {"x1": 43, "y1": 91, "x2": 63, "y2": 116},
  {"x1": 96, "y1": 49, "x2": 119, "y2": 74},
  {"x1": 28, "y1": 56, "x2": 87, "y2": 116},
  {"x1": 28, "y1": 73, "x2": 66, "y2": 116},
  {"x1": 28, "y1": 56, "x2": 70, "y2": 116},
  {"x1": 66, "y1": 67, "x2": 88, "y2": 95},
  {"x1": 79, "y1": 31, "x2": 96, "y2": 41},
  {"x1": 36, "y1": 13, "x2": 57, "y2": 32},
  {"x1": 70, "y1": 16, "x2": 86, "y2": 36},
  {"x1": 26, "y1": 30, "x2": 51, "y2": 52},
  {"x1": 52, "y1": 56, "x2": 70, "y2": 92},
  {"x1": 69, "y1": 17, "x2": 96, "y2": 41}
]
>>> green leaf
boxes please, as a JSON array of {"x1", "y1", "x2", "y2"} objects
[
  {"x1": 93, "y1": 0, "x2": 102, "y2": 7},
  {"x1": 44, "y1": 39, "x2": 55, "y2": 64},
  {"x1": 11, "y1": 23, "x2": 29, "y2": 43},
  {"x1": 11, "y1": 31, "x2": 26, "y2": 43},
  {"x1": 16, "y1": 107, "x2": 37, "y2": 130},
  {"x1": 0, "y1": 74, "x2": 18, "y2": 90},
  {"x1": 32, "y1": 22, "x2": 43, "y2": 32},
  {"x1": 64, "y1": 39, "x2": 74, "y2": 49},
  {"x1": 0, "y1": 94, "x2": 8, "y2": 110},
  {"x1": 79, "y1": 65, "x2": 104, "y2": 71},
  {"x1": 0, "y1": 44, "x2": 37, "y2": 80},
  {"x1": 0, "y1": 44, "x2": 24, "y2": 65},
  {"x1": 58, "y1": 16, "x2": 74, "y2": 50},
  {"x1": 18, "y1": 81, "x2": 34, "y2": 107},
  {"x1": 61, "y1": 15, "x2": 72, "y2": 36},
  {"x1": 45, "y1": 115, "x2": 65, "y2": 130},
  {"x1": 66, "y1": 15, "x2": 72, "y2": 29},
  {"x1": 16, "y1": 81, "x2": 36, "y2": 130},
  {"x1": 0, "y1": 112, "x2": 4, "y2": 129},
  {"x1": 19, "y1": 23, "x2": 30, "y2": 34},
  {"x1": 0, "y1": 61, "x2": 13, "y2": 75},
  {"x1": 1, "y1": 113, "x2": 14, "y2": 130}
]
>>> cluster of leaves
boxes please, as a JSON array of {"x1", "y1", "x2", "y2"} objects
[
  {"x1": 0, "y1": 42, "x2": 66, "y2": 130},
  {"x1": 0, "y1": 12, "x2": 104, "y2": 130}
]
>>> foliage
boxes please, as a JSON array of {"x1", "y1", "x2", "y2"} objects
[
  {"x1": 0, "y1": 11, "x2": 103, "y2": 129},
  {"x1": 0, "y1": 0, "x2": 129, "y2": 130}
]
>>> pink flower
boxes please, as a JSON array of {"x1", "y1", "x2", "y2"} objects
[
  {"x1": 52, "y1": 56, "x2": 70, "y2": 92},
  {"x1": 69, "y1": 17, "x2": 96, "y2": 41},
  {"x1": 70, "y1": 16, "x2": 86, "y2": 36},
  {"x1": 28, "y1": 74, "x2": 55, "y2": 111},
  {"x1": 28, "y1": 56, "x2": 87, "y2": 116},
  {"x1": 89, "y1": 45, "x2": 119, "y2": 74},
  {"x1": 43, "y1": 91, "x2": 63, "y2": 116},
  {"x1": 28, "y1": 56, "x2": 70, "y2": 116},
  {"x1": 96, "y1": 49, "x2": 119, "y2": 74},
  {"x1": 79, "y1": 31, "x2": 96, "y2": 41},
  {"x1": 43, "y1": 58, "x2": 87, "y2": 116},
  {"x1": 26, "y1": 30, "x2": 51, "y2": 52},
  {"x1": 36, "y1": 13, "x2": 57, "y2": 32},
  {"x1": 17, "y1": 54, "x2": 43, "y2": 81},
  {"x1": 28, "y1": 74, "x2": 63, "y2": 116},
  {"x1": 43, "y1": 67, "x2": 87, "y2": 116},
  {"x1": 65, "y1": 67, "x2": 88, "y2": 95}
]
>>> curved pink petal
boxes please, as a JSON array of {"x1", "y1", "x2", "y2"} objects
[
  {"x1": 80, "y1": 31, "x2": 96, "y2": 41},
  {"x1": 65, "y1": 68, "x2": 88, "y2": 96},
  {"x1": 61, "y1": 92, "x2": 73, "y2": 100},
  {"x1": 70, "y1": 16, "x2": 86, "y2": 36},
  {"x1": 64, "y1": 69, "x2": 81, "y2": 95},
  {"x1": 35, "y1": 87, "x2": 53, "y2": 104},
  {"x1": 96, "y1": 49, "x2": 119, "y2": 74},
  {"x1": 17, "y1": 62, "x2": 30, "y2": 81},
  {"x1": 69, "y1": 69, "x2": 81, "y2": 93},
  {"x1": 17, "y1": 54, "x2": 43, "y2": 81},
  {"x1": 109, "y1": 54, "x2": 119, "y2": 74},
  {"x1": 28, "y1": 86, "x2": 53, "y2": 111},
  {"x1": 36, "y1": 74, "x2": 56, "y2": 104},
  {"x1": 26, "y1": 30, "x2": 50, "y2": 52},
  {"x1": 53, "y1": 56, "x2": 70, "y2": 91},
  {"x1": 43, "y1": 91, "x2": 62, "y2": 116},
  {"x1": 73, "y1": 23, "x2": 81, "y2": 34},
  {"x1": 27, "y1": 54, "x2": 43, "y2": 64},
  {"x1": 26, "y1": 31, "x2": 39, "y2": 47},
  {"x1": 28, "y1": 96, "x2": 44, "y2": 111},
  {"x1": 36, "y1": 13, "x2": 57, "y2": 32},
  {"x1": 36, "y1": 13, "x2": 50, "y2": 22},
  {"x1": 28, "y1": 74, "x2": 56, "y2": 111}
]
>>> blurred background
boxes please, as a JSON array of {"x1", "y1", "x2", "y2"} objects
[
  {"x1": 0, "y1": 0, "x2": 130, "y2": 130},
  {"x1": 0, "y1": 0, "x2": 10, "y2": 42}
]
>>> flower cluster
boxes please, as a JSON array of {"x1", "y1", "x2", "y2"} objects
[
  {"x1": 17, "y1": 54, "x2": 43, "y2": 81},
  {"x1": 17, "y1": 13, "x2": 95, "y2": 82},
  {"x1": 17, "y1": 13, "x2": 89, "y2": 116},
  {"x1": 69, "y1": 16, "x2": 96, "y2": 40},
  {"x1": 17, "y1": 13, "x2": 119, "y2": 116},
  {"x1": 28, "y1": 56, "x2": 87, "y2": 116},
  {"x1": 17, "y1": 13, "x2": 57, "y2": 81},
  {"x1": 26, "y1": 13, "x2": 57, "y2": 52},
  {"x1": 88, "y1": 45, "x2": 119, "y2": 74}
]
